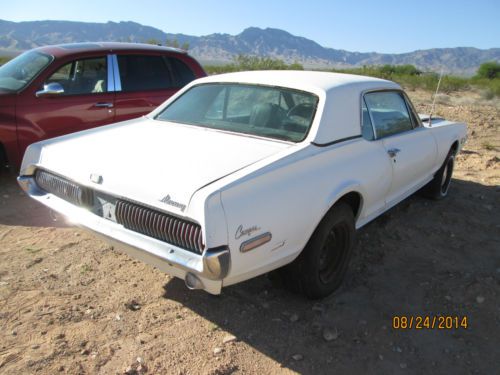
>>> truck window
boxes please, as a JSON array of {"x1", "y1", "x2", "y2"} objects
[
  {"x1": 117, "y1": 55, "x2": 172, "y2": 92},
  {"x1": 166, "y1": 57, "x2": 196, "y2": 87},
  {"x1": 46, "y1": 57, "x2": 107, "y2": 95}
]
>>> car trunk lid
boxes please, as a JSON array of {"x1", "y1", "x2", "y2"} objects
[{"x1": 37, "y1": 117, "x2": 291, "y2": 215}]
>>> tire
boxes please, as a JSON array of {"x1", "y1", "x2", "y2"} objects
[
  {"x1": 0, "y1": 146, "x2": 7, "y2": 173},
  {"x1": 278, "y1": 202, "x2": 356, "y2": 299},
  {"x1": 422, "y1": 149, "x2": 455, "y2": 200}
]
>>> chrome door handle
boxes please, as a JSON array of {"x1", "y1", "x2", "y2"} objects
[
  {"x1": 387, "y1": 148, "x2": 401, "y2": 158},
  {"x1": 94, "y1": 102, "x2": 114, "y2": 108}
]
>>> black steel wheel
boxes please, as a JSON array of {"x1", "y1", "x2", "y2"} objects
[
  {"x1": 277, "y1": 202, "x2": 355, "y2": 299},
  {"x1": 422, "y1": 148, "x2": 455, "y2": 200}
]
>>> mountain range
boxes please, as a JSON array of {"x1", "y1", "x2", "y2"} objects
[{"x1": 1, "y1": 19, "x2": 499, "y2": 75}]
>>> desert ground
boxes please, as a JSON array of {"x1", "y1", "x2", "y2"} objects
[{"x1": 0, "y1": 90, "x2": 498, "y2": 374}]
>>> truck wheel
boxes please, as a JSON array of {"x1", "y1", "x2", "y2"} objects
[
  {"x1": 0, "y1": 146, "x2": 7, "y2": 173},
  {"x1": 280, "y1": 202, "x2": 355, "y2": 299},
  {"x1": 422, "y1": 150, "x2": 455, "y2": 200}
]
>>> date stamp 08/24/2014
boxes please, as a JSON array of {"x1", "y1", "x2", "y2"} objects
[{"x1": 392, "y1": 316, "x2": 468, "y2": 330}]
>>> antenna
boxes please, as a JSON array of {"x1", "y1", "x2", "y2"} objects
[{"x1": 428, "y1": 68, "x2": 444, "y2": 127}]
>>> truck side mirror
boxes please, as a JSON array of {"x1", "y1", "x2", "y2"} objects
[{"x1": 36, "y1": 82, "x2": 65, "y2": 97}]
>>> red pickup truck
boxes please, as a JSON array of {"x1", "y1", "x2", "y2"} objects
[{"x1": 0, "y1": 42, "x2": 206, "y2": 170}]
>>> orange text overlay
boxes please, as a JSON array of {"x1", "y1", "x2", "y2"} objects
[{"x1": 392, "y1": 316, "x2": 468, "y2": 330}]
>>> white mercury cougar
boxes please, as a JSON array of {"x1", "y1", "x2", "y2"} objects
[{"x1": 18, "y1": 71, "x2": 467, "y2": 298}]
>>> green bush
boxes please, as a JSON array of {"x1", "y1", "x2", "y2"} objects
[
  {"x1": 471, "y1": 77, "x2": 500, "y2": 99},
  {"x1": 379, "y1": 64, "x2": 421, "y2": 77},
  {"x1": 490, "y1": 80, "x2": 500, "y2": 96},
  {"x1": 204, "y1": 55, "x2": 303, "y2": 75},
  {"x1": 0, "y1": 56, "x2": 10, "y2": 66},
  {"x1": 146, "y1": 38, "x2": 161, "y2": 45},
  {"x1": 234, "y1": 55, "x2": 288, "y2": 70},
  {"x1": 204, "y1": 58, "x2": 500, "y2": 98},
  {"x1": 328, "y1": 65, "x2": 478, "y2": 94},
  {"x1": 145, "y1": 38, "x2": 189, "y2": 51},
  {"x1": 439, "y1": 76, "x2": 470, "y2": 93},
  {"x1": 472, "y1": 62, "x2": 500, "y2": 98},
  {"x1": 476, "y1": 61, "x2": 500, "y2": 80}
]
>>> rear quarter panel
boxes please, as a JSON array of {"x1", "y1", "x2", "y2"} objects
[
  {"x1": 217, "y1": 139, "x2": 392, "y2": 286},
  {"x1": 426, "y1": 121, "x2": 467, "y2": 170}
]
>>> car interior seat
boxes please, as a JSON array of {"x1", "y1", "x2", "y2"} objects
[{"x1": 249, "y1": 103, "x2": 283, "y2": 129}]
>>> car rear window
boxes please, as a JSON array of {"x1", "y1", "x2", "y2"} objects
[{"x1": 156, "y1": 83, "x2": 318, "y2": 142}]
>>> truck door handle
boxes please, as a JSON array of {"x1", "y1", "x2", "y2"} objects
[
  {"x1": 387, "y1": 148, "x2": 401, "y2": 158},
  {"x1": 94, "y1": 102, "x2": 114, "y2": 108}
]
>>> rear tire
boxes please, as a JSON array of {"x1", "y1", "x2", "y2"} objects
[
  {"x1": 278, "y1": 202, "x2": 355, "y2": 299},
  {"x1": 422, "y1": 149, "x2": 455, "y2": 200}
]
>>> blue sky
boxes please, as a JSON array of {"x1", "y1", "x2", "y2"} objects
[{"x1": 3, "y1": 0, "x2": 499, "y2": 53}]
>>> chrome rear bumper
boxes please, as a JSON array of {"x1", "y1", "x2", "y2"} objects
[{"x1": 18, "y1": 175, "x2": 230, "y2": 294}]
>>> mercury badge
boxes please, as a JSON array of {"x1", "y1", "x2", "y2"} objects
[{"x1": 160, "y1": 194, "x2": 187, "y2": 212}]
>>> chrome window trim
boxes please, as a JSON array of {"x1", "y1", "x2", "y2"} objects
[
  {"x1": 361, "y1": 88, "x2": 416, "y2": 141},
  {"x1": 106, "y1": 54, "x2": 115, "y2": 92},
  {"x1": 367, "y1": 97, "x2": 378, "y2": 139},
  {"x1": 111, "y1": 54, "x2": 122, "y2": 91}
]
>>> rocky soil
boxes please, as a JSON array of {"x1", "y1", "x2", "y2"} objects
[{"x1": 0, "y1": 90, "x2": 498, "y2": 374}]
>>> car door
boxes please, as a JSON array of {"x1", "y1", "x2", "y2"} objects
[
  {"x1": 364, "y1": 90, "x2": 438, "y2": 206},
  {"x1": 113, "y1": 53, "x2": 196, "y2": 122},
  {"x1": 16, "y1": 55, "x2": 115, "y2": 156}
]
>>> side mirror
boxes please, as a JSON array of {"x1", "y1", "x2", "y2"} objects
[{"x1": 36, "y1": 82, "x2": 65, "y2": 97}]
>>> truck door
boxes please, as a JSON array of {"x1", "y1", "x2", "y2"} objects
[
  {"x1": 112, "y1": 54, "x2": 190, "y2": 122},
  {"x1": 16, "y1": 55, "x2": 115, "y2": 159}
]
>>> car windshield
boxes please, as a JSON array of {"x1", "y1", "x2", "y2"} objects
[
  {"x1": 155, "y1": 83, "x2": 318, "y2": 142},
  {"x1": 0, "y1": 51, "x2": 53, "y2": 92}
]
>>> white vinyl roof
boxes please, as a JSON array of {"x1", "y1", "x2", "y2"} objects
[
  {"x1": 198, "y1": 70, "x2": 395, "y2": 93},
  {"x1": 197, "y1": 71, "x2": 401, "y2": 144}
]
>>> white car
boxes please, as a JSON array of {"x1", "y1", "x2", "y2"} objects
[{"x1": 18, "y1": 71, "x2": 467, "y2": 298}]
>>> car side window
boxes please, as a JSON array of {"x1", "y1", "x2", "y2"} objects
[
  {"x1": 364, "y1": 91, "x2": 413, "y2": 138},
  {"x1": 403, "y1": 93, "x2": 422, "y2": 128},
  {"x1": 46, "y1": 57, "x2": 107, "y2": 95},
  {"x1": 117, "y1": 55, "x2": 172, "y2": 92},
  {"x1": 361, "y1": 98, "x2": 375, "y2": 140}
]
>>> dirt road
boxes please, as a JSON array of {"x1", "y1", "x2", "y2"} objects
[{"x1": 0, "y1": 91, "x2": 499, "y2": 374}]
